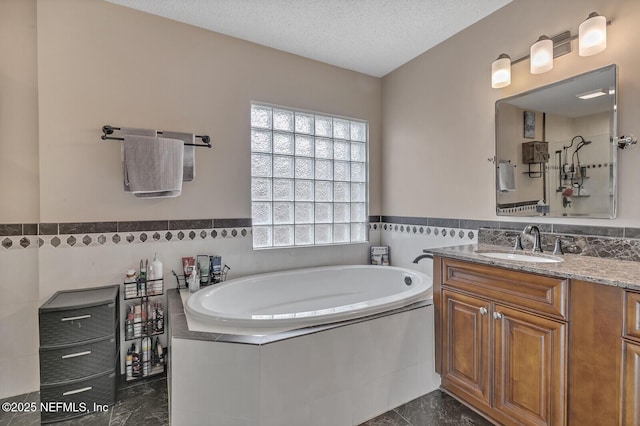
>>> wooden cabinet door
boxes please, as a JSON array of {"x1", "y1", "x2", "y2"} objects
[
  {"x1": 442, "y1": 290, "x2": 491, "y2": 409},
  {"x1": 493, "y1": 305, "x2": 567, "y2": 426},
  {"x1": 622, "y1": 341, "x2": 640, "y2": 425}
]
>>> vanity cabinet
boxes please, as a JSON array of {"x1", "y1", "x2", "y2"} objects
[
  {"x1": 435, "y1": 257, "x2": 568, "y2": 426},
  {"x1": 622, "y1": 290, "x2": 640, "y2": 424},
  {"x1": 441, "y1": 290, "x2": 490, "y2": 408}
]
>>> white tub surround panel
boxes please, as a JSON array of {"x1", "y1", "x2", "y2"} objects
[
  {"x1": 170, "y1": 338, "x2": 260, "y2": 426},
  {"x1": 169, "y1": 305, "x2": 439, "y2": 426}
]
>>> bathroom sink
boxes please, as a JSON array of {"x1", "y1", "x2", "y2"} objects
[{"x1": 475, "y1": 250, "x2": 563, "y2": 263}]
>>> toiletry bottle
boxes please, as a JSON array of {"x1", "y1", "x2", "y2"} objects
[
  {"x1": 141, "y1": 302, "x2": 147, "y2": 334},
  {"x1": 151, "y1": 301, "x2": 156, "y2": 333},
  {"x1": 132, "y1": 343, "x2": 140, "y2": 377},
  {"x1": 126, "y1": 306, "x2": 134, "y2": 340},
  {"x1": 142, "y1": 337, "x2": 151, "y2": 377},
  {"x1": 140, "y1": 259, "x2": 147, "y2": 295},
  {"x1": 188, "y1": 266, "x2": 200, "y2": 293},
  {"x1": 126, "y1": 348, "x2": 132, "y2": 380},
  {"x1": 156, "y1": 301, "x2": 164, "y2": 332},
  {"x1": 155, "y1": 337, "x2": 163, "y2": 364},
  {"x1": 125, "y1": 270, "x2": 137, "y2": 298},
  {"x1": 151, "y1": 253, "x2": 163, "y2": 294}
]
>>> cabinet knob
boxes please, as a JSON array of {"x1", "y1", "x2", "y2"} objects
[
  {"x1": 493, "y1": 312, "x2": 503, "y2": 320},
  {"x1": 479, "y1": 307, "x2": 488, "y2": 315}
]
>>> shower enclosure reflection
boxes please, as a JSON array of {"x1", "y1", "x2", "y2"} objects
[{"x1": 495, "y1": 64, "x2": 617, "y2": 218}]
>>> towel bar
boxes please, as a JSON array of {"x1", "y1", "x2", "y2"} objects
[{"x1": 101, "y1": 125, "x2": 212, "y2": 148}]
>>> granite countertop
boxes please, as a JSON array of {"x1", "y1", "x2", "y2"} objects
[{"x1": 428, "y1": 244, "x2": 640, "y2": 292}]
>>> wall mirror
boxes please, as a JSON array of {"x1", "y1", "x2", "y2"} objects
[{"x1": 495, "y1": 64, "x2": 617, "y2": 218}]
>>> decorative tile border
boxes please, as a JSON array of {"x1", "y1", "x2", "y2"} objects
[
  {"x1": 0, "y1": 217, "x2": 379, "y2": 249},
  {"x1": 2, "y1": 215, "x2": 640, "y2": 253},
  {"x1": 381, "y1": 222, "x2": 476, "y2": 242},
  {"x1": 1, "y1": 227, "x2": 252, "y2": 250}
]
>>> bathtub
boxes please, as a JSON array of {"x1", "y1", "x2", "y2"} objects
[
  {"x1": 185, "y1": 265, "x2": 431, "y2": 329},
  {"x1": 170, "y1": 265, "x2": 440, "y2": 425}
]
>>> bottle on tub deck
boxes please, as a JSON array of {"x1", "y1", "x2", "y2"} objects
[
  {"x1": 150, "y1": 253, "x2": 163, "y2": 294},
  {"x1": 188, "y1": 265, "x2": 200, "y2": 293}
]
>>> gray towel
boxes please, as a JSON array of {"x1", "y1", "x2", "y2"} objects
[
  {"x1": 162, "y1": 131, "x2": 195, "y2": 181},
  {"x1": 121, "y1": 128, "x2": 157, "y2": 192},
  {"x1": 123, "y1": 135, "x2": 184, "y2": 195},
  {"x1": 497, "y1": 162, "x2": 516, "y2": 192},
  {"x1": 134, "y1": 190, "x2": 181, "y2": 198}
]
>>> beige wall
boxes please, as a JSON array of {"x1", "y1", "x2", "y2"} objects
[
  {"x1": 36, "y1": 0, "x2": 381, "y2": 222},
  {"x1": 382, "y1": 0, "x2": 640, "y2": 226},
  {"x1": 0, "y1": 0, "x2": 39, "y2": 222}
]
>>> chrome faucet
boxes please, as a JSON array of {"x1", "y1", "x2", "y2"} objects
[
  {"x1": 412, "y1": 250, "x2": 434, "y2": 264},
  {"x1": 522, "y1": 225, "x2": 543, "y2": 253}
]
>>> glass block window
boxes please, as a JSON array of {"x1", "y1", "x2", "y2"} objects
[{"x1": 251, "y1": 103, "x2": 368, "y2": 249}]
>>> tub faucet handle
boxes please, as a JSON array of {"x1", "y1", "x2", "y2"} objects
[{"x1": 514, "y1": 234, "x2": 524, "y2": 251}]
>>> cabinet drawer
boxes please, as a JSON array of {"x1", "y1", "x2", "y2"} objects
[
  {"x1": 624, "y1": 291, "x2": 640, "y2": 342},
  {"x1": 442, "y1": 258, "x2": 568, "y2": 320},
  {"x1": 40, "y1": 369, "x2": 116, "y2": 424},
  {"x1": 39, "y1": 303, "x2": 117, "y2": 347},
  {"x1": 40, "y1": 336, "x2": 117, "y2": 385}
]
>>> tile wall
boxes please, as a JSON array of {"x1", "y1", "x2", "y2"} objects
[
  {"x1": 4, "y1": 214, "x2": 639, "y2": 399},
  {"x1": 0, "y1": 218, "x2": 379, "y2": 399}
]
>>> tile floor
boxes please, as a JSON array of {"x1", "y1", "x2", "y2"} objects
[
  {"x1": 0, "y1": 379, "x2": 491, "y2": 425},
  {"x1": 0, "y1": 376, "x2": 168, "y2": 425},
  {"x1": 360, "y1": 390, "x2": 493, "y2": 426}
]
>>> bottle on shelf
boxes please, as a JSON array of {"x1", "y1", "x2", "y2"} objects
[
  {"x1": 131, "y1": 343, "x2": 141, "y2": 378},
  {"x1": 155, "y1": 337, "x2": 163, "y2": 365},
  {"x1": 156, "y1": 302, "x2": 164, "y2": 333},
  {"x1": 142, "y1": 337, "x2": 151, "y2": 377},
  {"x1": 126, "y1": 305, "x2": 134, "y2": 340},
  {"x1": 126, "y1": 347, "x2": 133, "y2": 380},
  {"x1": 151, "y1": 253, "x2": 163, "y2": 295}
]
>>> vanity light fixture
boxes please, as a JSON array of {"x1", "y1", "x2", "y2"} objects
[
  {"x1": 530, "y1": 36, "x2": 554, "y2": 74},
  {"x1": 491, "y1": 54, "x2": 511, "y2": 88},
  {"x1": 579, "y1": 12, "x2": 607, "y2": 56},
  {"x1": 491, "y1": 11, "x2": 609, "y2": 88}
]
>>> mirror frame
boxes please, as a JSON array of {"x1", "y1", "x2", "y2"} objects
[{"x1": 495, "y1": 64, "x2": 618, "y2": 219}]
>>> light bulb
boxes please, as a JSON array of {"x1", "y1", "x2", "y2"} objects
[
  {"x1": 491, "y1": 54, "x2": 511, "y2": 88},
  {"x1": 579, "y1": 12, "x2": 607, "y2": 56},
  {"x1": 530, "y1": 35, "x2": 553, "y2": 74}
]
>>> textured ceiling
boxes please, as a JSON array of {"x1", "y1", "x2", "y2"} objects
[{"x1": 105, "y1": 0, "x2": 512, "y2": 77}]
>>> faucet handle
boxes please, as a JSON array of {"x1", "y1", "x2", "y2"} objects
[
  {"x1": 553, "y1": 237, "x2": 564, "y2": 255},
  {"x1": 514, "y1": 234, "x2": 524, "y2": 250}
]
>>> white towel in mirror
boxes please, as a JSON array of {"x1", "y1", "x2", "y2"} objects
[{"x1": 497, "y1": 162, "x2": 516, "y2": 192}]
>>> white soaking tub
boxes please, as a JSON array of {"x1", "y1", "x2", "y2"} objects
[
  {"x1": 170, "y1": 265, "x2": 439, "y2": 426},
  {"x1": 185, "y1": 265, "x2": 431, "y2": 329}
]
